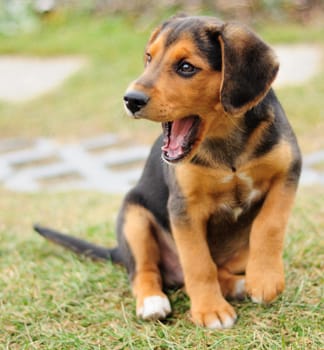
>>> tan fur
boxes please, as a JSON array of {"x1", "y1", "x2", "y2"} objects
[
  {"x1": 124, "y1": 203, "x2": 246, "y2": 320},
  {"x1": 35, "y1": 15, "x2": 300, "y2": 330},
  {"x1": 172, "y1": 140, "x2": 295, "y2": 312},
  {"x1": 170, "y1": 216, "x2": 237, "y2": 326},
  {"x1": 122, "y1": 204, "x2": 167, "y2": 314},
  {"x1": 122, "y1": 16, "x2": 300, "y2": 328},
  {"x1": 245, "y1": 181, "x2": 297, "y2": 303}
]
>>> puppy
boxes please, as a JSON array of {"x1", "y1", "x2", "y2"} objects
[{"x1": 35, "y1": 15, "x2": 301, "y2": 329}]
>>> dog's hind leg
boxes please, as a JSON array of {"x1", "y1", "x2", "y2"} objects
[
  {"x1": 218, "y1": 247, "x2": 249, "y2": 300},
  {"x1": 122, "y1": 204, "x2": 171, "y2": 320},
  {"x1": 217, "y1": 268, "x2": 246, "y2": 300}
]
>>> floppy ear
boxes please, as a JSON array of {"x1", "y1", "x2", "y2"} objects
[{"x1": 218, "y1": 23, "x2": 279, "y2": 115}]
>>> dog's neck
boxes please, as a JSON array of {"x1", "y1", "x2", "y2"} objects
[{"x1": 191, "y1": 95, "x2": 275, "y2": 170}]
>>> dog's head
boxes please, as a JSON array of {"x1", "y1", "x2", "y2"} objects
[{"x1": 124, "y1": 15, "x2": 279, "y2": 164}]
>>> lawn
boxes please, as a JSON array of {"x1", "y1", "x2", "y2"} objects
[{"x1": 0, "y1": 11, "x2": 323, "y2": 349}]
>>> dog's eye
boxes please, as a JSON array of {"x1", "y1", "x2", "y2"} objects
[
  {"x1": 145, "y1": 53, "x2": 152, "y2": 66},
  {"x1": 177, "y1": 61, "x2": 198, "y2": 77}
]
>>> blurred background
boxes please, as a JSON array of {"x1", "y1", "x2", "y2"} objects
[
  {"x1": 0, "y1": 1, "x2": 323, "y2": 347},
  {"x1": 0, "y1": 0, "x2": 323, "y2": 194}
]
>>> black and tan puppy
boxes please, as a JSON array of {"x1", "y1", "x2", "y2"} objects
[{"x1": 35, "y1": 15, "x2": 301, "y2": 329}]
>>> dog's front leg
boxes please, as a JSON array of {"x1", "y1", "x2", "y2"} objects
[
  {"x1": 170, "y1": 212, "x2": 237, "y2": 329},
  {"x1": 123, "y1": 204, "x2": 171, "y2": 320},
  {"x1": 246, "y1": 179, "x2": 297, "y2": 304}
]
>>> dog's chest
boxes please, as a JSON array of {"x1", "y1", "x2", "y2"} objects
[
  {"x1": 217, "y1": 171, "x2": 263, "y2": 220},
  {"x1": 203, "y1": 170, "x2": 265, "y2": 264},
  {"x1": 176, "y1": 164, "x2": 264, "y2": 220}
]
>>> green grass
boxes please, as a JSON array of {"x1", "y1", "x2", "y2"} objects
[
  {"x1": 276, "y1": 68, "x2": 324, "y2": 153},
  {"x1": 0, "y1": 187, "x2": 323, "y2": 349},
  {"x1": 0, "y1": 11, "x2": 323, "y2": 349}
]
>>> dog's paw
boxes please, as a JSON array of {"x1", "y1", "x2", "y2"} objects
[
  {"x1": 191, "y1": 299, "x2": 237, "y2": 329},
  {"x1": 137, "y1": 295, "x2": 171, "y2": 320},
  {"x1": 246, "y1": 268, "x2": 285, "y2": 304},
  {"x1": 232, "y1": 278, "x2": 246, "y2": 300},
  {"x1": 218, "y1": 271, "x2": 246, "y2": 300}
]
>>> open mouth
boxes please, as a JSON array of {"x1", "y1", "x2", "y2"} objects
[{"x1": 161, "y1": 115, "x2": 202, "y2": 163}]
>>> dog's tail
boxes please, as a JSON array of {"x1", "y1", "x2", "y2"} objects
[{"x1": 34, "y1": 224, "x2": 122, "y2": 263}]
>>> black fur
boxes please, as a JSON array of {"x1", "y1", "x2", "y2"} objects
[
  {"x1": 34, "y1": 15, "x2": 301, "y2": 295},
  {"x1": 34, "y1": 224, "x2": 122, "y2": 262},
  {"x1": 34, "y1": 91, "x2": 300, "y2": 271},
  {"x1": 123, "y1": 136, "x2": 170, "y2": 231}
]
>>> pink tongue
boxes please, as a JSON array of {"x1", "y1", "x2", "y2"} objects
[{"x1": 162, "y1": 117, "x2": 194, "y2": 158}]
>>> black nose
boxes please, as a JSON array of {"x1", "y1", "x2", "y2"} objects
[{"x1": 123, "y1": 91, "x2": 149, "y2": 114}]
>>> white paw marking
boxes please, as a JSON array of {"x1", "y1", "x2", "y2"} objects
[
  {"x1": 137, "y1": 295, "x2": 171, "y2": 320},
  {"x1": 234, "y1": 279, "x2": 246, "y2": 297},
  {"x1": 206, "y1": 314, "x2": 237, "y2": 330},
  {"x1": 222, "y1": 315, "x2": 237, "y2": 329},
  {"x1": 251, "y1": 295, "x2": 263, "y2": 304},
  {"x1": 207, "y1": 319, "x2": 222, "y2": 329}
]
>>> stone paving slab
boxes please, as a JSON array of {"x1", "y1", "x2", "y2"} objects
[
  {"x1": 0, "y1": 134, "x2": 323, "y2": 193},
  {"x1": 0, "y1": 134, "x2": 150, "y2": 193}
]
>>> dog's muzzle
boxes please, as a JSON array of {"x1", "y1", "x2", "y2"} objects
[{"x1": 123, "y1": 90, "x2": 150, "y2": 115}]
